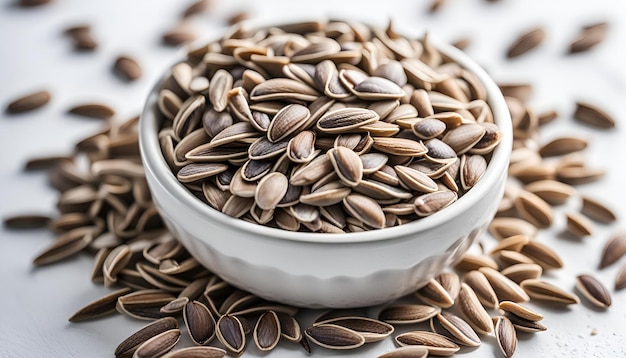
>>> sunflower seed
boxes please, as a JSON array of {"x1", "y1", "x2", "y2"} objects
[
  {"x1": 415, "y1": 278, "x2": 454, "y2": 308},
  {"x1": 177, "y1": 163, "x2": 228, "y2": 183},
  {"x1": 352, "y1": 77, "x2": 405, "y2": 100},
  {"x1": 68, "y1": 287, "x2": 132, "y2": 322},
  {"x1": 250, "y1": 78, "x2": 319, "y2": 102},
  {"x1": 581, "y1": 196, "x2": 617, "y2": 223},
  {"x1": 267, "y1": 104, "x2": 311, "y2": 142},
  {"x1": 499, "y1": 301, "x2": 544, "y2": 321},
  {"x1": 316, "y1": 108, "x2": 379, "y2": 133},
  {"x1": 503, "y1": 311, "x2": 547, "y2": 333},
  {"x1": 442, "y1": 124, "x2": 486, "y2": 155},
  {"x1": 182, "y1": 301, "x2": 215, "y2": 346},
  {"x1": 132, "y1": 329, "x2": 180, "y2": 358},
  {"x1": 394, "y1": 166, "x2": 438, "y2": 193},
  {"x1": 394, "y1": 331, "x2": 459, "y2": 356},
  {"x1": 520, "y1": 279, "x2": 580, "y2": 305},
  {"x1": 5, "y1": 89, "x2": 51, "y2": 113},
  {"x1": 378, "y1": 304, "x2": 440, "y2": 324},
  {"x1": 616, "y1": 263, "x2": 626, "y2": 290},
  {"x1": 494, "y1": 316, "x2": 517, "y2": 358},
  {"x1": 412, "y1": 118, "x2": 447, "y2": 140},
  {"x1": 277, "y1": 312, "x2": 301, "y2": 342},
  {"x1": 33, "y1": 226, "x2": 95, "y2": 266},
  {"x1": 458, "y1": 283, "x2": 494, "y2": 335},
  {"x1": 114, "y1": 56, "x2": 142, "y2": 81},
  {"x1": 488, "y1": 217, "x2": 538, "y2": 240},
  {"x1": 520, "y1": 240, "x2": 563, "y2": 270},
  {"x1": 343, "y1": 194, "x2": 385, "y2": 229},
  {"x1": 287, "y1": 130, "x2": 316, "y2": 163},
  {"x1": 304, "y1": 324, "x2": 365, "y2": 350},
  {"x1": 414, "y1": 191, "x2": 457, "y2": 217},
  {"x1": 479, "y1": 267, "x2": 530, "y2": 303},
  {"x1": 514, "y1": 190, "x2": 553, "y2": 228},
  {"x1": 68, "y1": 103, "x2": 116, "y2": 119},
  {"x1": 216, "y1": 315, "x2": 246, "y2": 354},
  {"x1": 539, "y1": 136, "x2": 588, "y2": 157},
  {"x1": 575, "y1": 274, "x2": 611, "y2": 308},
  {"x1": 162, "y1": 25, "x2": 197, "y2": 46},
  {"x1": 300, "y1": 181, "x2": 351, "y2": 206},
  {"x1": 315, "y1": 316, "x2": 394, "y2": 343},
  {"x1": 599, "y1": 232, "x2": 626, "y2": 269},
  {"x1": 460, "y1": 155, "x2": 487, "y2": 190},
  {"x1": 506, "y1": 27, "x2": 545, "y2": 58},
  {"x1": 432, "y1": 312, "x2": 480, "y2": 347},
  {"x1": 573, "y1": 101, "x2": 615, "y2": 129},
  {"x1": 568, "y1": 22, "x2": 608, "y2": 54},
  {"x1": 3, "y1": 213, "x2": 51, "y2": 229},
  {"x1": 523, "y1": 180, "x2": 576, "y2": 205},
  {"x1": 290, "y1": 154, "x2": 333, "y2": 186},
  {"x1": 500, "y1": 263, "x2": 543, "y2": 284},
  {"x1": 566, "y1": 211, "x2": 594, "y2": 238},
  {"x1": 490, "y1": 235, "x2": 529, "y2": 254},
  {"x1": 454, "y1": 253, "x2": 499, "y2": 272},
  {"x1": 115, "y1": 317, "x2": 179, "y2": 358}
]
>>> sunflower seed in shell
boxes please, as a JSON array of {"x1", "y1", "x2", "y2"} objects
[
  {"x1": 494, "y1": 316, "x2": 517, "y2": 358},
  {"x1": 414, "y1": 191, "x2": 457, "y2": 217},
  {"x1": 209, "y1": 122, "x2": 257, "y2": 148},
  {"x1": 424, "y1": 139, "x2": 457, "y2": 163},
  {"x1": 514, "y1": 190, "x2": 553, "y2": 228},
  {"x1": 3, "y1": 213, "x2": 51, "y2": 229},
  {"x1": 115, "y1": 317, "x2": 179, "y2": 358},
  {"x1": 394, "y1": 166, "x2": 438, "y2": 193},
  {"x1": 161, "y1": 346, "x2": 226, "y2": 358},
  {"x1": 460, "y1": 154, "x2": 487, "y2": 190},
  {"x1": 253, "y1": 311, "x2": 281, "y2": 351},
  {"x1": 290, "y1": 154, "x2": 333, "y2": 186},
  {"x1": 500, "y1": 263, "x2": 543, "y2": 284},
  {"x1": 488, "y1": 217, "x2": 538, "y2": 240},
  {"x1": 247, "y1": 137, "x2": 288, "y2": 161},
  {"x1": 305, "y1": 324, "x2": 365, "y2": 350},
  {"x1": 173, "y1": 96, "x2": 205, "y2": 140},
  {"x1": 575, "y1": 274, "x2": 611, "y2": 309},
  {"x1": 498, "y1": 83, "x2": 533, "y2": 102},
  {"x1": 343, "y1": 194, "x2": 385, "y2": 229},
  {"x1": 520, "y1": 279, "x2": 580, "y2": 305},
  {"x1": 132, "y1": 329, "x2": 180, "y2": 358},
  {"x1": 432, "y1": 312, "x2": 480, "y2": 347},
  {"x1": 202, "y1": 109, "x2": 234, "y2": 138},
  {"x1": 454, "y1": 253, "x2": 499, "y2": 272},
  {"x1": 479, "y1": 267, "x2": 529, "y2": 303},
  {"x1": 176, "y1": 163, "x2": 228, "y2": 183},
  {"x1": 216, "y1": 315, "x2": 246, "y2": 354},
  {"x1": 490, "y1": 235, "x2": 530, "y2": 254},
  {"x1": 267, "y1": 104, "x2": 311, "y2": 143},
  {"x1": 573, "y1": 101, "x2": 616, "y2": 129},
  {"x1": 327, "y1": 146, "x2": 363, "y2": 187},
  {"x1": 287, "y1": 130, "x2": 316, "y2": 163},
  {"x1": 581, "y1": 196, "x2": 617, "y2": 223},
  {"x1": 103, "y1": 244, "x2": 132, "y2": 285},
  {"x1": 183, "y1": 300, "x2": 216, "y2": 345},
  {"x1": 378, "y1": 346, "x2": 428, "y2": 358},
  {"x1": 160, "y1": 297, "x2": 189, "y2": 315},
  {"x1": 33, "y1": 226, "x2": 94, "y2": 266},
  {"x1": 556, "y1": 166, "x2": 605, "y2": 185},
  {"x1": 162, "y1": 25, "x2": 197, "y2": 46},
  {"x1": 520, "y1": 240, "x2": 563, "y2": 270},
  {"x1": 241, "y1": 160, "x2": 273, "y2": 181},
  {"x1": 351, "y1": 77, "x2": 405, "y2": 100},
  {"x1": 207, "y1": 69, "x2": 233, "y2": 112},
  {"x1": 523, "y1": 180, "x2": 576, "y2": 205},
  {"x1": 599, "y1": 232, "x2": 626, "y2": 269},
  {"x1": 566, "y1": 212, "x2": 594, "y2": 238},
  {"x1": 254, "y1": 172, "x2": 288, "y2": 211},
  {"x1": 114, "y1": 56, "x2": 142, "y2": 82},
  {"x1": 276, "y1": 312, "x2": 301, "y2": 342},
  {"x1": 68, "y1": 287, "x2": 132, "y2": 322},
  {"x1": 68, "y1": 103, "x2": 115, "y2": 119},
  {"x1": 457, "y1": 283, "x2": 493, "y2": 335},
  {"x1": 411, "y1": 118, "x2": 446, "y2": 140},
  {"x1": 394, "y1": 331, "x2": 460, "y2": 356},
  {"x1": 221, "y1": 196, "x2": 254, "y2": 218},
  {"x1": 5, "y1": 89, "x2": 51, "y2": 113},
  {"x1": 503, "y1": 312, "x2": 547, "y2": 333},
  {"x1": 463, "y1": 270, "x2": 499, "y2": 308},
  {"x1": 378, "y1": 304, "x2": 440, "y2": 324},
  {"x1": 506, "y1": 27, "x2": 545, "y2": 58},
  {"x1": 316, "y1": 108, "x2": 379, "y2": 134},
  {"x1": 539, "y1": 136, "x2": 588, "y2": 157},
  {"x1": 415, "y1": 278, "x2": 454, "y2": 308},
  {"x1": 568, "y1": 22, "x2": 608, "y2": 54},
  {"x1": 495, "y1": 250, "x2": 535, "y2": 267},
  {"x1": 499, "y1": 301, "x2": 544, "y2": 321},
  {"x1": 250, "y1": 78, "x2": 319, "y2": 102},
  {"x1": 300, "y1": 182, "x2": 351, "y2": 206}
]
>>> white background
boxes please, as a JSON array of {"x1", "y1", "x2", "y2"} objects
[{"x1": 1, "y1": 0, "x2": 626, "y2": 357}]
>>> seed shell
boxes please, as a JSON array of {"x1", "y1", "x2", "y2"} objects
[
  {"x1": 574, "y1": 101, "x2": 616, "y2": 129},
  {"x1": 315, "y1": 316, "x2": 394, "y2": 343},
  {"x1": 253, "y1": 311, "x2": 281, "y2": 351},
  {"x1": 479, "y1": 267, "x2": 530, "y2": 303},
  {"x1": 457, "y1": 283, "x2": 493, "y2": 335},
  {"x1": 599, "y1": 232, "x2": 626, "y2": 269},
  {"x1": 432, "y1": 312, "x2": 480, "y2": 347},
  {"x1": 394, "y1": 331, "x2": 460, "y2": 356},
  {"x1": 132, "y1": 329, "x2": 180, "y2": 358},
  {"x1": 378, "y1": 304, "x2": 440, "y2": 324},
  {"x1": 216, "y1": 315, "x2": 246, "y2": 354},
  {"x1": 114, "y1": 56, "x2": 142, "y2": 81},
  {"x1": 520, "y1": 279, "x2": 580, "y2": 305},
  {"x1": 495, "y1": 316, "x2": 517, "y2": 358},
  {"x1": 507, "y1": 27, "x2": 546, "y2": 58},
  {"x1": 581, "y1": 196, "x2": 617, "y2": 223},
  {"x1": 183, "y1": 300, "x2": 216, "y2": 345}
]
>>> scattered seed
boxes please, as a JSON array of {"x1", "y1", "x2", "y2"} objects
[
  {"x1": 68, "y1": 103, "x2": 116, "y2": 119},
  {"x1": 305, "y1": 324, "x2": 365, "y2": 350},
  {"x1": 599, "y1": 232, "x2": 626, "y2": 269},
  {"x1": 114, "y1": 56, "x2": 142, "y2": 82},
  {"x1": 3, "y1": 213, "x2": 51, "y2": 229},
  {"x1": 574, "y1": 101, "x2": 616, "y2": 129},
  {"x1": 566, "y1": 212, "x2": 594, "y2": 238},
  {"x1": 394, "y1": 331, "x2": 460, "y2": 356},
  {"x1": 568, "y1": 22, "x2": 608, "y2": 54},
  {"x1": 575, "y1": 274, "x2": 611, "y2": 308},
  {"x1": 506, "y1": 27, "x2": 546, "y2": 58},
  {"x1": 495, "y1": 316, "x2": 517, "y2": 358},
  {"x1": 115, "y1": 317, "x2": 179, "y2": 358},
  {"x1": 132, "y1": 329, "x2": 180, "y2": 358},
  {"x1": 581, "y1": 196, "x2": 617, "y2": 223},
  {"x1": 378, "y1": 304, "x2": 440, "y2": 324},
  {"x1": 5, "y1": 90, "x2": 51, "y2": 113},
  {"x1": 520, "y1": 279, "x2": 580, "y2": 305}
]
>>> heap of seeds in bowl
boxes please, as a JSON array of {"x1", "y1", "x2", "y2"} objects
[{"x1": 156, "y1": 20, "x2": 502, "y2": 232}]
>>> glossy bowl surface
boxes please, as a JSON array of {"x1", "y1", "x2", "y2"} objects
[{"x1": 139, "y1": 28, "x2": 512, "y2": 308}]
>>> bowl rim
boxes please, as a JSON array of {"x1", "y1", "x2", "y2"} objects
[{"x1": 139, "y1": 21, "x2": 513, "y2": 244}]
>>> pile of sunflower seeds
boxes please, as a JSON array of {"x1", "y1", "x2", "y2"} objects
[
  {"x1": 156, "y1": 20, "x2": 502, "y2": 233},
  {"x1": 4, "y1": 2, "x2": 625, "y2": 358}
]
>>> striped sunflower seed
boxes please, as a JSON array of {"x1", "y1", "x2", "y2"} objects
[
  {"x1": 304, "y1": 324, "x2": 365, "y2": 350},
  {"x1": 343, "y1": 194, "x2": 385, "y2": 229},
  {"x1": 328, "y1": 146, "x2": 363, "y2": 187},
  {"x1": 599, "y1": 232, "x2": 626, "y2": 269},
  {"x1": 479, "y1": 267, "x2": 530, "y2": 303},
  {"x1": 216, "y1": 315, "x2": 246, "y2": 354},
  {"x1": 463, "y1": 270, "x2": 499, "y2": 309},
  {"x1": 498, "y1": 301, "x2": 544, "y2": 321},
  {"x1": 566, "y1": 212, "x2": 594, "y2": 238},
  {"x1": 520, "y1": 279, "x2": 580, "y2": 305},
  {"x1": 68, "y1": 287, "x2": 132, "y2": 322},
  {"x1": 132, "y1": 329, "x2": 181, "y2": 358},
  {"x1": 457, "y1": 283, "x2": 493, "y2": 335},
  {"x1": 581, "y1": 196, "x2": 617, "y2": 223},
  {"x1": 253, "y1": 311, "x2": 281, "y2": 351},
  {"x1": 494, "y1": 316, "x2": 517, "y2": 358},
  {"x1": 568, "y1": 22, "x2": 608, "y2": 54},
  {"x1": 394, "y1": 331, "x2": 460, "y2": 356},
  {"x1": 575, "y1": 274, "x2": 611, "y2": 309},
  {"x1": 506, "y1": 27, "x2": 545, "y2": 58},
  {"x1": 3, "y1": 213, "x2": 51, "y2": 229},
  {"x1": 183, "y1": 300, "x2": 216, "y2": 345},
  {"x1": 455, "y1": 253, "x2": 499, "y2": 272},
  {"x1": 315, "y1": 316, "x2": 394, "y2": 343},
  {"x1": 573, "y1": 101, "x2": 616, "y2": 129},
  {"x1": 503, "y1": 312, "x2": 547, "y2": 333},
  {"x1": 378, "y1": 304, "x2": 440, "y2": 324},
  {"x1": 431, "y1": 312, "x2": 480, "y2": 347},
  {"x1": 500, "y1": 263, "x2": 543, "y2": 284},
  {"x1": 539, "y1": 136, "x2": 588, "y2": 157},
  {"x1": 520, "y1": 240, "x2": 564, "y2": 270},
  {"x1": 523, "y1": 180, "x2": 576, "y2": 205},
  {"x1": 115, "y1": 317, "x2": 179, "y2": 358}
]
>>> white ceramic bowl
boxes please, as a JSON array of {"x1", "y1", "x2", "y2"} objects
[{"x1": 139, "y1": 27, "x2": 512, "y2": 309}]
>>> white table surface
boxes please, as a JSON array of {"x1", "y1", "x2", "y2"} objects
[{"x1": 2, "y1": 0, "x2": 626, "y2": 357}]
